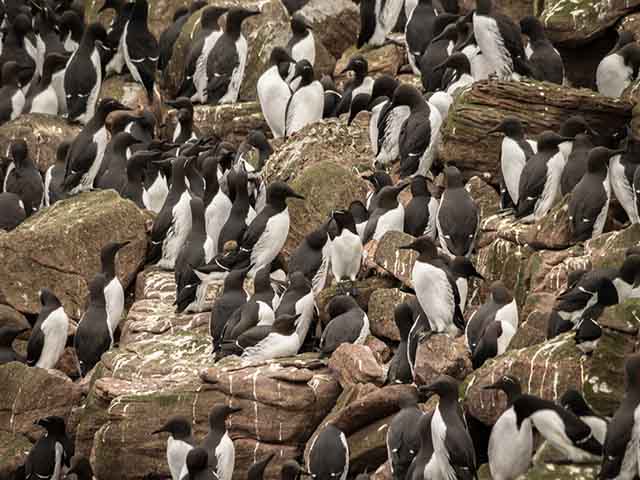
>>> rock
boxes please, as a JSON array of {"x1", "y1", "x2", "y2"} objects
[
  {"x1": 365, "y1": 336, "x2": 393, "y2": 364},
  {"x1": 540, "y1": 0, "x2": 640, "y2": 46},
  {"x1": 466, "y1": 176, "x2": 500, "y2": 224},
  {"x1": 0, "y1": 305, "x2": 29, "y2": 330},
  {"x1": 458, "y1": 0, "x2": 536, "y2": 22},
  {"x1": 99, "y1": 77, "x2": 150, "y2": 110},
  {"x1": 511, "y1": 463, "x2": 598, "y2": 479},
  {"x1": 163, "y1": 102, "x2": 269, "y2": 147},
  {"x1": 0, "y1": 191, "x2": 150, "y2": 319},
  {"x1": 529, "y1": 194, "x2": 573, "y2": 250},
  {"x1": 413, "y1": 335, "x2": 472, "y2": 386},
  {"x1": 334, "y1": 44, "x2": 405, "y2": 86},
  {"x1": 0, "y1": 114, "x2": 81, "y2": 174},
  {"x1": 619, "y1": 12, "x2": 640, "y2": 41},
  {"x1": 463, "y1": 330, "x2": 635, "y2": 424},
  {"x1": 328, "y1": 344, "x2": 386, "y2": 388},
  {"x1": 297, "y1": 0, "x2": 360, "y2": 59},
  {"x1": 0, "y1": 431, "x2": 31, "y2": 479},
  {"x1": 599, "y1": 298, "x2": 640, "y2": 334},
  {"x1": 373, "y1": 231, "x2": 417, "y2": 288},
  {"x1": 161, "y1": 0, "x2": 336, "y2": 102},
  {"x1": 439, "y1": 81, "x2": 632, "y2": 186},
  {"x1": 367, "y1": 289, "x2": 412, "y2": 342},
  {"x1": 0, "y1": 362, "x2": 82, "y2": 441}
]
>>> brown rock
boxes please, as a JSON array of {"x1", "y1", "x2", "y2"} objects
[
  {"x1": 334, "y1": 44, "x2": 405, "y2": 86},
  {"x1": 0, "y1": 191, "x2": 150, "y2": 319},
  {"x1": 0, "y1": 114, "x2": 81, "y2": 174},
  {"x1": 0, "y1": 431, "x2": 31, "y2": 479},
  {"x1": 458, "y1": 0, "x2": 536, "y2": 21},
  {"x1": 298, "y1": 0, "x2": 360, "y2": 59},
  {"x1": 466, "y1": 176, "x2": 500, "y2": 223},
  {"x1": 530, "y1": 194, "x2": 574, "y2": 250},
  {"x1": 367, "y1": 288, "x2": 412, "y2": 342},
  {"x1": 0, "y1": 362, "x2": 82, "y2": 441},
  {"x1": 0, "y1": 305, "x2": 29, "y2": 330},
  {"x1": 365, "y1": 335, "x2": 393, "y2": 364},
  {"x1": 413, "y1": 335, "x2": 472, "y2": 386},
  {"x1": 328, "y1": 344, "x2": 386, "y2": 388},
  {"x1": 373, "y1": 231, "x2": 417, "y2": 287},
  {"x1": 440, "y1": 81, "x2": 632, "y2": 186}
]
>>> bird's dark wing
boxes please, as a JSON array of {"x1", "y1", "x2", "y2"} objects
[
  {"x1": 320, "y1": 312, "x2": 364, "y2": 354},
  {"x1": 64, "y1": 139, "x2": 98, "y2": 185},
  {"x1": 438, "y1": 191, "x2": 479, "y2": 256},
  {"x1": 237, "y1": 325, "x2": 272, "y2": 349},
  {"x1": 399, "y1": 112, "x2": 430, "y2": 178},
  {"x1": 206, "y1": 36, "x2": 237, "y2": 105},
  {"x1": 26, "y1": 324, "x2": 44, "y2": 366},
  {"x1": 239, "y1": 206, "x2": 273, "y2": 251},
  {"x1": 127, "y1": 29, "x2": 159, "y2": 97},
  {"x1": 516, "y1": 155, "x2": 547, "y2": 218},
  {"x1": 357, "y1": 0, "x2": 376, "y2": 48},
  {"x1": 600, "y1": 398, "x2": 638, "y2": 479},
  {"x1": 569, "y1": 180, "x2": 607, "y2": 242}
]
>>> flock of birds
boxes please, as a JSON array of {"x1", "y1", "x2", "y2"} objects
[{"x1": 2, "y1": 0, "x2": 640, "y2": 479}]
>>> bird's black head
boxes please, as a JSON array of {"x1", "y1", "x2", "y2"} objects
[
  {"x1": 619, "y1": 254, "x2": 640, "y2": 286},
  {"x1": 172, "y1": 5, "x2": 189, "y2": 21},
  {"x1": 60, "y1": 9, "x2": 84, "y2": 35},
  {"x1": 287, "y1": 270, "x2": 311, "y2": 292},
  {"x1": 10, "y1": 139, "x2": 28, "y2": 165},
  {"x1": 226, "y1": 7, "x2": 261, "y2": 31},
  {"x1": 399, "y1": 235, "x2": 438, "y2": 259},
  {"x1": 559, "y1": 389, "x2": 593, "y2": 417},
  {"x1": 483, "y1": 374, "x2": 522, "y2": 402},
  {"x1": 39, "y1": 288, "x2": 62, "y2": 308},
  {"x1": 97, "y1": 97, "x2": 130, "y2": 116},
  {"x1": 341, "y1": 55, "x2": 368, "y2": 77},
  {"x1": 177, "y1": 107, "x2": 193, "y2": 124},
  {"x1": 347, "y1": 93, "x2": 372, "y2": 125},
  {"x1": 410, "y1": 174, "x2": 430, "y2": 197},
  {"x1": 431, "y1": 19, "x2": 458, "y2": 44},
  {"x1": 281, "y1": 460, "x2": 311, "y2": 480},
  {"x1": 208, "y1": 404, "x2": 242, "y2": 430},
  {"x1": 444, "y1": 165, "x2": 464, "y2": 188},
  {"x1": 327, "y1": 294, "x2": 359, "y2": 318},
  {"x1": 537, "y1": 131, "x2": 574, "y2": 150},
  {"x1": 348, "y1": 200, "x2": 368, "y2": 224},
  {"x1": 620, "y1": 43, "x2": 640, "y2": 70},
  {"x1": 290, "y1": 12, "x2": 312, "y2": 34},
  {"x1": 152, "y1": 416, "x2": 192, "y2": 438},
  {"x1": 268, "y1": 46, "x2": 294, "y2": 68},
  {"x1": 35, "y1": 416, "x2": 67, "y2": 435},
  {"x1": 586, "y1": 146, "x2": 624, "y2": 173},
  {"x1": 487, "y1": 116, "x2": 525, "y2": 138},
  {"x1": 419, "y1": 375, "x2": 459, "y2": 400},
  {"x1": 472, "y1": 321, "x2": 501, "y2": 369},
  {"x1": 489, "y1": 280, "x2": 513, "y2": 304},
  {"x1": 362, "y1": 170, "x2": 392, "y2": 191},
  {"x1": 185, "y1": 448, "x2": 209, "y2": 473},
  {"x1": 85, "y1": 21, "x2": 108, "y2": 44},
  {"x1": 390, "y1": 84, "x2": 424, "y2": 109},
  {"x1": 371, "y1": 74, "x2": 398, "y2": 102},
  {"x1": 292, "y1": 59, "x2": 315, "y2": 85},
  {"x1": 475, "y1": 0, "x2": 493, "y2": 15},
  {"x1": 273, "y1": 312, "x2": 302, "y2": 334},
  {"x1": 560, "y1": 115, "x2": 595, "y2": 138},
  {"x1": 101, "y1": 240, "x2": 130, "y2": 268},
  {"x1": 433, "y1": 52, "x2": 470, "y2": 74},
  {"x1": 12, "y1": 13, "x2": 32, "y2": 35},
  {"x1": 519, "y1": 15, "x2": 545, "y2": 40},
  {"x1": 88, "y1": 273, "x2": 108, "y2": 303},
  {"x1": 449, "y1": 256, "x2": 484, "y2": 280},
  {"x1": 201, "y1": 5, "x2": 228, "y2": 28},
  {"x1": 246, "y1": 130, "x2": 272, "y2": 155},
  {"x1": 266, "y1": 182, "x2": 304, "y2": 205},
  {"x1": 1, "y1": 61, "x2": 21, "y2": 87},
  {"x1": 166, "y1": 96, "x2": 194, "y2": 114},
  {"x1": 331, "y1": 208, "x2": 357, "y2": 234},
  {"x1": 43, "y1": 52, "x2": 70, "y2": 77},
  {"x1": 98, "y1": 0, "x2": 121, "y2": 14}
]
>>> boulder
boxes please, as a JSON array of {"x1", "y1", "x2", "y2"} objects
[
  {"x1": 334, "y1": 44, "x2": 406, "y2": 86},
  {"x1": 0, "y1": 305, "x2": 29, "y2": 330},
  {"x1": 0, "y1": 114, "x2": 81, "y2": 174},
  {"x1": 463, "y1": 330, "x2": 635, "y2": 424},
  {"x1": 161, "y1": 0, "x2": 336, "y2": 102},
  {"x1": 413, "y1": 335, "x2": 472, "y2": 386},
  {"x1": 373, "y1": 231, "x2": 417, "y2": 288},
  {"x1": 365, "y1": 336, "x2": 393, "y2": 364},
  {"x1": 328, "y1": 344, "x2": 386, "y2": 388},
  {"x1": 599, "y1": 298, "x2": 640, "y2": 334},
  {"x1": 99, "y1": 77, "x2": 150, "y2": 110},
  {"x1": 458, "y1": 0, "x2": 536, "y2": 22},
  {"x1": 0, "y1": 191, "x2": 150, "y2": 319},
  {"x1": 0, "y1": 431, "x2": 31, "y2": 479},
  {"x1": 540, "y1": 0, "x2": 640, "y2": 46},
  {"x1": 0, "y1": 362, "x2": 82, "y2": 441},
  {"x1": 439, "y1": 80, "x2": 632, "y2": 186},
  {"x1": 367, "y1": 288, "x2": 412, "y2": 342},
  {"x1": 466, "y1": 176, "x2": 500, "y2": 224}
]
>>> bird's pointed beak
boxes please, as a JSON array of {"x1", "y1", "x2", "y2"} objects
[{"x1": 289, "y1": 191, "x2": 305, "y2": 200}]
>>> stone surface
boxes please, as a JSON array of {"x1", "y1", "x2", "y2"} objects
[
  {"x1": 458, "y1": 0, "x2": 536, "y2": 21},
  {"x1": 297, "y1": 0, "x2": 360, "y2": 59},
  {"x1": 0, "y1": 191, "x2": 150, "y2": 319},
  {"x1": 0, "y1": 362, "x2": 82, "y2": 441},
  {"x1": 328, "y1": 344, "x2": 386, "y2": 388},
  {"x1": 0, "y1": 305, "x2": 29, "y2": 330},
  {"x1": 334, "y1": 44, "x2": 405, "y2": 87},
  {"x1": 463, "y1": 331, "x2": 635, "y2": 424},
  {"x1": 0, "y1": 431, "x2": 31, "y2": 479},
  {"x1": 540, "y1": 0, "x2": 640, "y2": 46},
  {"x1": 373, "y1": 231, "x2": 417, "y2": 288},
  {"x1": 413, "y1": 335, "x2": 472, "y2": 386},
  {"x1": 466, "y1": 176, "x2": 500, "y2": 224},
  {"x1": 100, "y1": 77, "x2": 150, "y2": 110},
  {"x1": 367, "y1": 288, "x2": 411, "y2": 342},
  {"x1": 0, "y1": 114, "x2": 81, "y2": 174},
  {"x1": 440, "y1": 81, "x2": 632, "y2": 186}
]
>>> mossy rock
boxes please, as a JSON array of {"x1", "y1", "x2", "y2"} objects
[{"x1": 0, "y1": 431, "x2": 31, "y2": 479}]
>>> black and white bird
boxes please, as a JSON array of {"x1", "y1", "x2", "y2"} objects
[
  {"x1": 560, "y1": 132, "x2": 595, "y2": 196},
  {"x1": 330, "y1": 209, "x2": 363, "y2": 286},
  {"x1": 512, "y1": 392, "x2": 603, "y2": 462},
  {"x1": 274, "y1": 271, "x2": 315, "y2": 345},
  {"x1": 335, "y1": 55, "x2": 374, "y2": 116},
  {"x1": 405, "y1": 411, "x2": 437, "y2": 480},
  {"x1": 418, "y1": 17, "x2": 459, "y2": 93},
  {"x1": 609, "y1": 133, "x2": 640, "y2": 224},
  {"x1": 175, "y1": 197, "x2": 215, "y2": 313},
  {"x1": 357, "y1": 0, "x2": 404, "y2": 48},
  {"x1": 121, "y1": 0, "x2": 159, "y2": 102},
  {"x1": 147, "y1": 156, "x2": 193, "y2": 270},
  {"x1": 178, "y1": 6, "x2": 228, "y2": 102},
  {"x1": 403, "y1": 178, "x2": 436, "y2": 238},
  {"x1": 26, "y1": 289, "x2": 69, "y2": 370},
  {"x1": 569, "y1": 147, "x2": 623, "y2": 241},
  {"x1": 64, "y1": 23, "x2": 107, "y2": 124},
  {"x1": 434, "y1": 52, "x2": 474, "y2": 96},
  {"x1": 319, "y1": 295, "x2": 370, "y2": 355},
  {"x1": 208, "y1": 265, "x2": 250, "y2": 352},
  {"x1": 100, "y1": 240, "x2": 130, "y2": 337},
  {"x1": 63, "y1": 98, "x2": 129, "y2": 194},
  {"x1": 349, "y1": 200, "x2": 369, "y2": 240},
  {"x1": 516, "y1": 131, "x2": 574, "y2": 222},
  {"x1": 43, "y1": 141, "x2": 70, "y2": 207},
  {"x1": 404, "y1": 0, "x2": 441, "y2": 75},
  {"x1": 465, "y1": 280, "x2": 518, "y2": 368},
  {"x1": 180, "y1": 448, "x2": 216, "y2": 480},
  {"x1": 520, "y1": 15, "x2": 564, "y2": 85},
  {"x1": 471, "y1": 0, "x2": 529, "y2": 80},
  {"x1": 152, "y1": 416, "x2": 195, "y2": 480},
  {"x1": 0, "y1": 325, "x2": 27, "y2": 364},
  {"x1": 74, "y1": 273, "x2": 113, "y2": 376},
  {"x1": 320, "y1": 75, "x2": 342, "y2": 118},
  {"x1": 0, "y1": 192, "x2": 25, "y2": 230},
  {"x1": 287, "y1": 13, "x2": 315, "y2": 71},
  {"x1": 289, "y1": 220, "x2": 331, "y2": 295},
  {"x1": 574, "y1": 308, "x2": 604, "y2": 355},
  {"x1": 169, "y1": 102, "x2": 198, "y2": 144},
  {"x1": 60, "y1": 9, "x2": 85, "y2": 54},
  {"x1": 393, "y1": 84, "x2": 442, "y2": 177},
  {"x1": 400, "y1": 236, "x2": 464, "y2": 336},
  {"x1": 0, "y1": 61, "x2": 25, "y2": 125},
  {"x1": 205, "y1": 8, "x2": 261, "y2": 105},
  {"x1": 363, "y1": 182, "x2": 409, "y2": 243},
  {"x1": 599, "y1": 353, "x2": 640, "y2": 479},
  {"x1": 560, "y1": 389, "x2": 607, "y2": 445},
  {"x1": 217, "y1": 167, "x2": 257, "y2": 252},
  {"x1": 484, "y1": 375, "x2": 533, "y2": 480},
  {"x1": 488, "y1": 116, "x2": 536, "y2": 209},
  {"x1": 237, "y1": 312, "x2": 303, "y2": 361},
  {"x1": 100, "y1": 0, "x2": 134, "y2": 77},
  {"x1": 386, "y1": 398, "x2": 422, "y2": 480},
  {"x1": 3, "y1": 140, "x2": 43, "y2": 216},
  {"x1": 448, "y1": 256, "x2": 484, "y2": 313},
  {"x1": 419, "y1": 376, "x2": 477, "y2": 479},
  {"x1": 437, "y1": 166, "x2": 479, "y2": 258},
  {"x1": 95, "y1": 132, "x2": 139, "y2": 191},
  {"x1": 24, "y1": 416, "x2": 73, "y2": 480},
  {"x1": 285, "y1": 60, "x2": 323, "y2": 137},
  {"x1": 597, "y1": 41, "x2": 640, "y2": 98},
  {"x1": 308, "y1": 424, "x2": 349, "y2": 480},
  {"x1": 0, "y1": 13, "x2": 36, "y2": 90},
  {"x1": 197, "y1": 405, "x2": 240, "y2": 480},
  {"x1": 158, "y1": 1, "x2": 206, "y2": 72},
  {"x1": 558, "y1": 115, "x2": 594, "y2": 161},
  {"x1": 386, "y1": 302, "x2": 414, "y2": 385},
  {"x1": 26, "y1": 52, "x2": 69, "y2": 115},
  {"x1": 363, "y1": 170, "x2": 393, "y2": 211},
  {"x1": 202, "y1": 155, "x2": 232, "y2": 257},
  {"x1": 258, "y1": 47, "x2": 294, "y2": 139}
]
